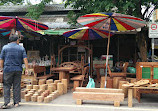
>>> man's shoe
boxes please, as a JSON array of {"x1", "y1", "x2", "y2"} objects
[
  {"x1": 0, "y1": 104, "x2": 11, "y2": 109},
  {"x1": 13, "y1": 103, "x2": 20, "y2": 107}
]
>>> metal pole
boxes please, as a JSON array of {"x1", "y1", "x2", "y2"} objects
[{"x1": 152, "y1": 38, "x2": 154, "y2": 62}]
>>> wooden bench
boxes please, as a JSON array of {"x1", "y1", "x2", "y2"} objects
[
  {"x1": 73, "y1": 87, "x2": 124, "y2": 107},
  {"x1": 33, "y1": 66, "x2": 54, "y2": 80}
]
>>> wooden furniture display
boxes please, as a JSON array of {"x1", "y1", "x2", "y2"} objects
[
  {"x1": 71, "y1": 66, "x2": 89, "y2": 90},
  {"x1": 50, "y1": 55, "x2": 57, "y2": 74},
  {"x1": 108, "y1": 65, "x2": 126, "y2": 77},
  {"x1": 73, "y1": 87, "x2": 124, "y2": 107},
  {"x1": 94, "y1": 64, "x2": 106, "y2": 83},
  {"x1": 128, "y1": 86, "x2": 158, "y2": 107},
  {"x1": 95, "y1": 62, "x2": 132, "y2": 83},
  {"x1": 23, "y1": 78, "x2": 67, "y2": 103},
  {"x1": 136, "y1": 62, "x2": 158, "y2": 102},
  {"x1": 100, "y1": 76, "x2": 113, "y2": 88},
  {"x1": 60, "y1": 62, "x2": 82, "y2": 74},
  {"x1": 57, "y1": 44, "x2": 93, "y2": 75},
  {"x1": 136, "y1": 62, "x2": 158, "y2": 83},
  {"x1": 51, "y1": 67, "x2": 76, "y2": 83},
  {"x1": 93, "y1": 59, "x2": 113, "y2": 69},
  {"x1": 22, "y1": 65, "x2": 53, "y2": 84},
  {"x1": 33, "y1": 66, "x2": 54, "y2": 80}
]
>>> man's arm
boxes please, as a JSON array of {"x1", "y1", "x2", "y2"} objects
[
  {"x1": 0, "y1": 59, "x2": 3, "y2": 71},
  {"x1": 23, "y1": 58, "x2": 28, "y2": 75}
]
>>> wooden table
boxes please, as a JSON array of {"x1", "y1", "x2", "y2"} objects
[
  {"x1": 94, "y1": 64, "x2": 106, "y2": 83},
  {"x1": 52, "y1": 67, "x2": 76, "y2": 82},
  {"x1": 128, "y1": 87, "x2": 158, "y2": 107}
]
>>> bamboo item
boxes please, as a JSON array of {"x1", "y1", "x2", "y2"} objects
[
  {"x1": 46, "y1": 79, "x2": 53, "y2": 84},
  {"x1": 57, "y1": 83, "x2": 64, "y2": 95},
  {"x1": 54, "y1": 80, "x2": 61, "y2": 85},
  {"x1": 48, "y1": 86, "x2": 54, "y2": 92},
  {"x1": 31, "y1": 96, "x2": 37, "y2": 102},
  {"x1": 44, "y1": 97, "x2": 50, "y2": 103},
  {"x1": 33, "y1": 93, "x2": 39, "y2": 98},
  {"x1": 25, "y1": 89, "x2": 30, "y2": 93},
  {"x1": 48, "y1": 83, "x2": 55, "y2": 92},
  {"x1": 39, "y1": 79, "x2": 46, "y2": 85},
  {"x1": 25, "y1": 94, "x2": 31, "y2": 102},
  {"x1": 40, "y1": 84, "x2": 47, "y2": 91},
  {"x1": 37, "y1": 89, "x2": 43, "y2": 95},
  {"x1": 47, "y1": 95, "x2": 52, "y2": 101},
  {"x1": 37, "y1": 96, "x2": 44, "y2": 103},
  {"x1": 31, "y1": 89, "x2": 36, "y2": 92},
  {"x1": 31, "y1": 80, "x2": 38, "y2": 85},
  {"x1": 21, "y1": 90, "x2": 26, "y2": 99},
  {"x1": 52, "y1": 83, "x2": 57, "y2": 90},
  {"x1": 62, "y1": 79, "x2": 67, "y2": 94},
  {"x1": 49, "y1": 93, "x2": 56, "y2": 99},
  {"x1": 26, "y1": 85, "x2": 33, "y2": 90},
  {"x1": 41, "y1": 92, "x2": 47, "y2": 97},
  {"x1": 45, "y1": 90, "x2": 50, "y2": 95},
  {"x1": 33, "y1": 85, "x2": 39, "y2": 91}
]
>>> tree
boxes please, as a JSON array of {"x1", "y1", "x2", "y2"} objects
[
  {"x1": 64, "y1": 0, "x2": 158, "y2": 62},
  {"x1": 26, "y1": 0, "x2": 52, "y2": 20}
]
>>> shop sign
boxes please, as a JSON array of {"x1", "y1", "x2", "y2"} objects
[{"x1": 149, "y1": 23, "x2": 158, "y2": 38}]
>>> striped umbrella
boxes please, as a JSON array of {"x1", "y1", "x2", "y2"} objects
[
  {"x1": 63, "y1": 27, "x2": 114, "y2": 78},
  {"x1": 77, "y1": 12, "x2": 146, "y2": 87},
  {"x1": 0, "y1": 16, "x2": 48, "y2": 31},
  {"x1": 0, "y1": 29, "x2": 42, "y2": 37},
  {"x1": 63, "y1": 27, "x2": 114, "y2": 40},
  {"x1": 77, "y1": 12, "x2": 146, "y2": 31}
]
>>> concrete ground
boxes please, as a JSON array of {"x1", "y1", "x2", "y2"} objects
[{"x1": 0, "y1": 90, "x2": 158, "y2": 111}]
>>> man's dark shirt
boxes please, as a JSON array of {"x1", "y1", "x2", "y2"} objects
[{"x1": 0, "y1": 43, "x2": 27, "y2": 73}]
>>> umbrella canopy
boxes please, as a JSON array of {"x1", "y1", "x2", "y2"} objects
[
  {"x1": 37, "y1": 29, "x2": 72, "y2": 35},
  {"x1": 0, "y1": 29, "x2": 42, "y2": 37},
  {"x1": 77, "y1": 12, "x2": 146, "y2": 87},
  {"x1": 0, "y1": 29, "x2": 11, "y2": 37},
  {"x1": 63, "y1": 27, "x2": 114, "y2": 40},
  {"x1": 0, "y1": 16, "x2": 48, "y2": 31},
  {"x1": 77, "y1": 12, "x2": 146, "y2": 31}
]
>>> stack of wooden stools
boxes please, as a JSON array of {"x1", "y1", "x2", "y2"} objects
[{"x1": 21, "y1": 79, "x2": 67, "y2": 103}]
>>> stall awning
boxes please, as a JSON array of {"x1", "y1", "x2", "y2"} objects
[{"x1": 37, "y1": 29, "x2": 72, "y2": 35}]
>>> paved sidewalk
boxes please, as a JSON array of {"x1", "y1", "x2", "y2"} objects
[{"x1": 0, "y1": 91, "x2": 158, "y2": 111}]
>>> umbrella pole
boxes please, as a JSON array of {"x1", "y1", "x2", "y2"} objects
[
  {"x1": 105, "y1": 17, "x2": 112, "y2": 88},
  {"x1": 104, "y1": 33, "x2": 111, "y2": 88}
]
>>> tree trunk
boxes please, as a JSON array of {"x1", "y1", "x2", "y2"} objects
[{"x1": 137, "y1": 29, "x2": 147, "y2": 62}]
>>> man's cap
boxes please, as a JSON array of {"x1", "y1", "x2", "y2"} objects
[{"x1": 9, "y1": 34, "x2": 19, "y2": 42}]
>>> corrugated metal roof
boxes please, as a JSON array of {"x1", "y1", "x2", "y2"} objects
[
  {"x1": 37, "y1": 15, "x2": 71, "y2": 28},
  {"x1": 0, "y1": 4, "x2": 75, "y2": 12},
  {"x1": 0, "y1": 4, "x2": 79, "y2": 29}
]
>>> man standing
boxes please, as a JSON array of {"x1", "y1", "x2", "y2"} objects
[{"x1": 0, "y1": 34, "x2": 28, "y2": 109}]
